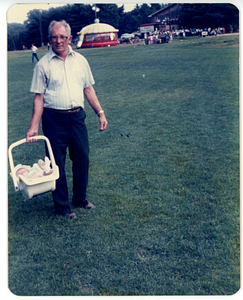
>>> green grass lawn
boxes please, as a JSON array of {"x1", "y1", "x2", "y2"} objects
[{"x1": 8, "y1": 34, "x2": 240, "y2": 296}]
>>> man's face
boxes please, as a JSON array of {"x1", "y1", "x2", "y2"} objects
[{"x1": 50, "y1": 23, "x2": 72, "y2": 57}]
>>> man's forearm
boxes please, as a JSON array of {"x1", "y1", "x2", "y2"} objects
[
  {"x1": 26, "y1": 93, "x2": 44, "y2": 141},
  {"x1": 84, "y1": 86, "x2": 103, "y2": 113},
  {"x1": 84, "y1": 86, "x2": 108, "y2": 132},
  {"x1": 31, "y1": 95, "x2": 44, "y2": 128}
]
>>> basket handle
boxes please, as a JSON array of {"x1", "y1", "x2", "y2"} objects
[{"x1": 8, "y1": 135, "x2": 57, "y2": 191}]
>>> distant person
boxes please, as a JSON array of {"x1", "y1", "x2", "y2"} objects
[
  {"x1": 144, "y1": 33, "x2": 148, "y2": 45},
  {"x1": 26, "y1": 20, "x2": 108, "y2": 219},
  {"x1": 149, "y1": 35, "x2": 153, "y2": 44},
  {"x1": 31, "y1": 44, "x2": 39, "y2": 64}
]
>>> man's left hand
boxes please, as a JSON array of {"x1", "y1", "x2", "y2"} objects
[{"x1": 99, "y1": 114, "x2": 108, "y2": 132}]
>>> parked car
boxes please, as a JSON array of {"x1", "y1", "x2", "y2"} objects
[
  {"x1": 201, "y1": 30, "x2": 208, "y2": 37},
  {"x1": 184, "y1": 29, "x2": 191, "y2": 36}
]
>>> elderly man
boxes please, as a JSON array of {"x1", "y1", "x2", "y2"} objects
[{"x1": 26, "y1": 20, "x2": 108, "y2": 219}]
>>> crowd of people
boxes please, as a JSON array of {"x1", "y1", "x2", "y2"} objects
[
  {"x1": 120, "y1": 25, "x2": 230, "y2": 45},
  {"x1": 120, "y1": 30, "x2": 172, "y2": 45},
  {"x1": 144, "y1": 31, "x2": 172, "y2": 44}
]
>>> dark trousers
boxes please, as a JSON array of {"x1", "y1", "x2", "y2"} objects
[
  {"x1": 42, "y1": 108, "x2": 89, "y2": 215},
  {"x1": 32, "y1": 53, "x2": 39, "y2": 63}
]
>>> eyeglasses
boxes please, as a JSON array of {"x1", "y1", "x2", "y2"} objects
[{"x1": 50, "y1": 35, "x2": 69, "y2": 42}]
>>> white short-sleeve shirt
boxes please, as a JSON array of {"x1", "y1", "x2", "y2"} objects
[{"x1": 30, "y1": 46, "x2": 95, "y2": 110}]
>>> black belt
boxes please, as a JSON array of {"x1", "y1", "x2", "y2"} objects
[{"x1": 44, "y1": 107, "x2": 82, "y2": 114}]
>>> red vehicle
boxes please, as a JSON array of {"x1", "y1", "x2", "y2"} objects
[
  {"x1": 80, "y1": 32, "x2": 118, "y2": 48},
  {"x1": 77, "y1": 21, "x2": 119, "y2": 48}
]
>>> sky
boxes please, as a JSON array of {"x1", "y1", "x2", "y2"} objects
[
  {"x1": 6, "y1": 2, "x2": 138, "y2": 24},
  {"x1": 6, "y1": 1, "x2": 243, "y2": 24}
]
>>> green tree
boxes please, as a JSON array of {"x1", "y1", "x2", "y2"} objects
[
  {"x1": 58, "y1": 4, "x2": 94, "y2": 36},
  {"x1": 180, "y1": 3, "x2": 239, "y2": 31},
  {"x1": 23, "y1": 4, "x2": 95, "y2": 46},
  {"x1": 118, "y1": 3, "x2": 153, "y2": 34},
  {"x1": 8, "y1": 23, "x2": 26, "y2": 50},
  {"x1": 96, "y1": 4, "x2": 121, "y2": 29},
  {"x1": 24, "y1": 9, "x2": 43, "y2": 47},
  {"x1": 150, "y1": 3, "x2": 162, "y2": 13}
]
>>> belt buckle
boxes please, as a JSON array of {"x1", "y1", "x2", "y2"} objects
[{"x1": 66, "y1": 107, "x2": 79, "y2": 113}]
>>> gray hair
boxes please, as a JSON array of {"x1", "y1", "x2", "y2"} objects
[{"x1": 48, "y1": 20, "x2": 71, "y2": 37}]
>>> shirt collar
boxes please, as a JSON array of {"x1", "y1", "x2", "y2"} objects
[{"x1": 48, "y1": 45, "x2": 75, "y2": 62}]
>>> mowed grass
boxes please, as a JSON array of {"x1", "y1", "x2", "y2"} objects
[{"x1": 8, "y1": 35, "x2": 239, "y2": 295}]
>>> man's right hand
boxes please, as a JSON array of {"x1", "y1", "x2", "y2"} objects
[
  {"x1": 26, "y1": 128, "x2": 38, "y2": 143},
  {"x1": 26, "y1": 93, "x2": 44, "y2": 143}
]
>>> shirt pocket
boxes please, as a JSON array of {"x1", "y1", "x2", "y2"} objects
[{"x1": 48, "y1": 63, "x2": 65, "y2": 91}]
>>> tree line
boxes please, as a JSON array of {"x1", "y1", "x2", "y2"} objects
[
  {"x1": 8, "y1": 3, "x2": 239, "y2": 51},
  {"x1": 180, "y1": 3, "x2": 238, "y2": 31}
]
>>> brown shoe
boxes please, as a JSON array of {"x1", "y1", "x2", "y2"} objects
[
  {"x1": 83, "y1": 202, "x2": 96, "y2": 210},
  {"x1": 64, "y1": 212, "x2": 77, "y2": 219}
]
